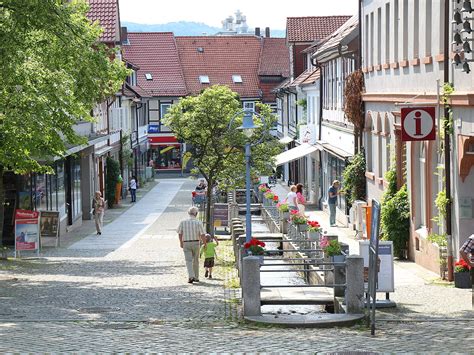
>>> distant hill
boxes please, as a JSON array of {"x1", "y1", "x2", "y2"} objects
[{"x1": 122, "y1": 21, "x2": 285, "y2": 38}]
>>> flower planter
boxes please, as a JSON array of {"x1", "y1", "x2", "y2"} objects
[
  {"x1": 280, "y1": 211, "x2": 290, "y2": 220},
  {"x1": 454, "y1": 271, "x2": 472, "y2": 289},
  {"x1": 296, "y1": 224, "x2": 308, "y2": 233},
  {"x1": 308, "y1": 231, "x2": 320, "y2": 241}
]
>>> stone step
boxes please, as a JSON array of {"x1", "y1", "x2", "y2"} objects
[
  {"x1": 244, "y1": 313, "x2": 365, "y2": 328},
  {"x1": 260, "y1": 286, "x2": 334, "y2": 305}
]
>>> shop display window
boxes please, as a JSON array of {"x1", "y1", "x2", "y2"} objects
[{"x1": 150, "y1": 144, "x2": 182, "y2": 170}]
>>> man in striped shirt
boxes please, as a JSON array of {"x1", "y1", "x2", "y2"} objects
[
  {"x1": 459, "y1": 234, "x2": 474, "y2": 285},
  {"x1": 177, "y1": 206, "x2": 206, "y2": 284}
]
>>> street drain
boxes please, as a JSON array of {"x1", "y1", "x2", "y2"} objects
[
  {"x1": 77, "y1": 307, "x2": 120, "y2": 314},
  {"x1": 89, "y1": 323, "x2": 139, "y2": 330}
]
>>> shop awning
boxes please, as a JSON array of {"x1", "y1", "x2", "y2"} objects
[
  {"x1": 278, "y1": 136, "x2": 294, "y2": 144},
  {"x1": 275, "y1": 143, "x2": 318, "y2": 166},
  {"x1": 315, "y1": 141, "x2": 352, "y2": 160}
]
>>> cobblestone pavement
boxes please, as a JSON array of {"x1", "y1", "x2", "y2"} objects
[{"x1": 0, "y1": 178, "x2": 472, "y2": 353}]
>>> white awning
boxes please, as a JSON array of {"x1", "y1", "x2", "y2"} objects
[
  {"x1": 275, "y1": 143, "x2": 318, "y2": 166},
  {"x1": 278, "y1": 136, "x2": 294, "y2": 144}
]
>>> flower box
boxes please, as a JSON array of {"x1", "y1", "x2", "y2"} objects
[{"x1": 454, "y1": 271, "x2": 472, "y2": 289}]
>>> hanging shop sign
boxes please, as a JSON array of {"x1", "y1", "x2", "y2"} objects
[{"x1": 401, "y1": 107, "x2": 436, "y2": 142}]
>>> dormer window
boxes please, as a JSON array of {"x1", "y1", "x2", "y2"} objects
[
  {"x1": 199, "y1": 75, "x2": 210, "y2": 84},
  {"x1": 232, "y1": 75, "x2": 243, "y2": 83},
  {"x1": 145, "y1": 73, "x2": 153, "y2": 81}
]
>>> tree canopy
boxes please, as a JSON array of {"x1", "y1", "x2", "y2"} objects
[
  {"x1": 0, "y1": 0, "x2": 129, "y2": 174},
  {"x1": 164, "y1": 85, "x2": 282, "y2": 231}
]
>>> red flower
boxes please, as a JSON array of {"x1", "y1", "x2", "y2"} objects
[{"x1": 273, "y1": 195, "x2": 279, "y2": 201}]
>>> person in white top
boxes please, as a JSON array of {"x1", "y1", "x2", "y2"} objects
[
  {"x1": 129, "y1": 176, "x2": 137, "y2": 203},
  {"x1": 285, "y1": 185, "x2": 298, "y2": 211},
  {"x1": 177, "y1": 206, "x2": 206, "y2": 284}
]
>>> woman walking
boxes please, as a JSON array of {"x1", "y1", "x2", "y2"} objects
[
  {"x1": 296, "y1": 183, "x2": 306, "y2": 215},
  {"x1": 92, "y1": 191, "x2": 105, "y2": 235}
]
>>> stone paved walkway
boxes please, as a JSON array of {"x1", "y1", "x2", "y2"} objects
[{"x1": 0, "y1": 178, "x2": 472, "y2": 353}]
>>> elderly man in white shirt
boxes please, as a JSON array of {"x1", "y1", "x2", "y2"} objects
[{"x1": 177, "y1": 206, "x2": 206, "y2": 284}]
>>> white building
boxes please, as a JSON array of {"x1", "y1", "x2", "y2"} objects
[
  {"x1": 311, "y1": 16, "x2": 359, "y2": 225},
  {"x1": 361, "y1": 0, "x2": 474, "y2": 273}
]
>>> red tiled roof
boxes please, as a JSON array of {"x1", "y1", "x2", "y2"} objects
[
  {"x1": 122, "y1": 33, "x2": 188, "y2": 97},
  {"x1": 86, "y1": 0, "x2": 120, "y2": 43},
  {"x1": 259, "y1": 38, "x2": 290, "y2": 77},
  {"x1": 176, "y1": 36, "x2": 262, "y2": 98},
  {"x1": 300, "y1": 69, "x2": 320, "y2": 86},
  {"x1": 286, "y1": 16, "x2": 352, "y2": 43}
]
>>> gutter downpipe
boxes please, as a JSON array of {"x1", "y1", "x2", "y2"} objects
[
  {"x1": 444, "y1": 0, "x2": 454, "y2": 282},
  {"x1": 311, "y1": 55, "x2": 324, "y2": 207}
]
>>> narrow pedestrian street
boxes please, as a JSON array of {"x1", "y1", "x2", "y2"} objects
[{"x1": 0, "y1": 178, "x2": 472, "y2": 353}]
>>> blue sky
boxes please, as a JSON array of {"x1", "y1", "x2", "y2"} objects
[{"x1": 119, "y1": 0, "x2": 358, "y2": 30}]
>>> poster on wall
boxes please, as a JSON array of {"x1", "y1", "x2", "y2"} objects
[
  {"x1": 40, "y1": 211, "x2": 60, "y2": 247},
  {"x1": 359, "y1": 240, "x2": 395, "y2": 293},
  {"x1": 15, "y1": 209, "x2": 40, "y2": 257}
]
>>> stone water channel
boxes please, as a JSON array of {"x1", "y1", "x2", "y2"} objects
[{"x1": 252, "y1": 219, "x2": 329, "y2": 317}]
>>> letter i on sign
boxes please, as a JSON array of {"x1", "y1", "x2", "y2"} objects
[{"x1": 414, "y1": 111, "x2": 422, "y2": 136}]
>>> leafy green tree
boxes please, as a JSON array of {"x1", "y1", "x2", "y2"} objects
[
  {"x1": 0, "y1": 0, "x2": 129, "y2": 240},
  {"x1": 381, "y1": 184, "x2": 410, "y2": 259},
  {"x1": 164, "y1": 85, "x2": 281, "y2": 232},
  {"x1": 106, "y1": 157, "x2": 120, "y2": 208},
  {"x1": 342, "y1": 151, "x2": 367, "y2": 206}
]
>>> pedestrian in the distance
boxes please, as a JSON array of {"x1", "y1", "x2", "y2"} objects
[
  {"x1": 200, "y1": 234, "x2": 218, "y2": 279},
  {"x1": 328, "y1": 180, "x2": 341, "y2": 227},
  {"x1": 129, "y1": 176, "x2": 137, "y2": 203},
  {"x1": 296, "y1": 183, "x2": 306, "y2": 215},
  {"x1": 92, "y1": 191, "x2": 105, "y2": 235},
  {"x1": 177, "y1": 206, "x2": 206, "y2": 284}
]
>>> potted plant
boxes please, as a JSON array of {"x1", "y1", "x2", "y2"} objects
[
  {"x1": 277, "y1": 202, "x2": 290, "y2": 217},
  {"x1": 320, "y1": 236, "x2": 343, "y2": 259},
  {"x1": 290, "y1": 209, "x2": 308, "y2": 232},
  {"x1": 454, "y1": 259, "x2": 472, "y2": 289},
  {"x1": 307, "y1": 220, "x2": 322, "y2": 241},
  {"x1": 264, "y1": 191, "x2": 274, "y2": 200},
  {"x1": 273, "y1": 195, "x2": 279, "y2": 204},
  {"x1": 244, "y1": 238, "x2": 266, "y2": 264}
]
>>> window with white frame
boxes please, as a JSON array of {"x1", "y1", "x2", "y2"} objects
[
  {"x1": 394, "y1": 0, "x2": 399, "y2": 62},
  {"x1": 199, "y1": 75, "x2": 210, "y2": 84},
  {"x1": 243, "y1": 101, "x2": 255, "y2": 112},
  {"x1": 160, "y1": 103, "x2": 172, "y2": 132},
  {"x1": 385, "y1": 2, "x2": 390, "y2": 63},
  {"x1": 232, "y1": 75, "x2": 243, "y2": 83},
  {"x1": 425, "y1": 0, "x2": 432, "y2": 56},
  {"x1": 413, "y1": 0, "x2": 419, "y2": 58}
]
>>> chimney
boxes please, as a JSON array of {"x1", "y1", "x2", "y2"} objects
[
  {"x1": 265, "y1": 27, "x2": 270, "y2": 37},
  {"x1": 121, "y1": 26, "x2": 128, "y2": 44},
  {"x1": 255, "y1": 27, "x2": 261, "y2": 37}
]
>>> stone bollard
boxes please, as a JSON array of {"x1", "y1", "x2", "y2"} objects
[
  {"x1": 345, "y1": 255, "x2": 364, "y2": 314},
  {"x1": 242, "y1": 256, "x2": 261, "y2": 316},
  {"x1": 228, "y1": 203, "x2": 239, "y2": 221}
]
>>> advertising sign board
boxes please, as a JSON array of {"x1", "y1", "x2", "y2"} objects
[
  {"x1": 15, "y1": 209, "x2": 40, "y2": 256},
  {"x1": 40, "y1": 211, "x2": 60, "y2": 247}
]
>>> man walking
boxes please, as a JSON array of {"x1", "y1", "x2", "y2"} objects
[
  {"x1": 328, "y1": 180, "x2": 341, "y2": 227},
  {"x1": 177, "y1": 206, "x2": 206, "y2": 284}
]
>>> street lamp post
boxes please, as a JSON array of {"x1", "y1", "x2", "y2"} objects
[{"x1": 235, "y1": 110, "x2": 266, "y2": 243}]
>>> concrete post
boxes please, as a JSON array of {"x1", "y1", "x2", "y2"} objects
[
  {"x1": 242, "y1": 256, "x2": 261, "y2": 316},
  {"x1": 345, "y1": 255, "x2": 364, "y2": 314}
]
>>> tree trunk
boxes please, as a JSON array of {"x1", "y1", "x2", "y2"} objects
[
  {"x1": 0, "y1": 166, "x2": 4, "y2": 246},
  {"x1": 205, "y1": 176, "x2": 213, "y2": 234}
]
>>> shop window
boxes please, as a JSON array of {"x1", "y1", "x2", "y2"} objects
[
  {"x1": 160, "y1": 103, "x2": 172, "y2": 132},
  {"x1": 56, "y1": 161, "x2": 66, "y2": 219}
]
